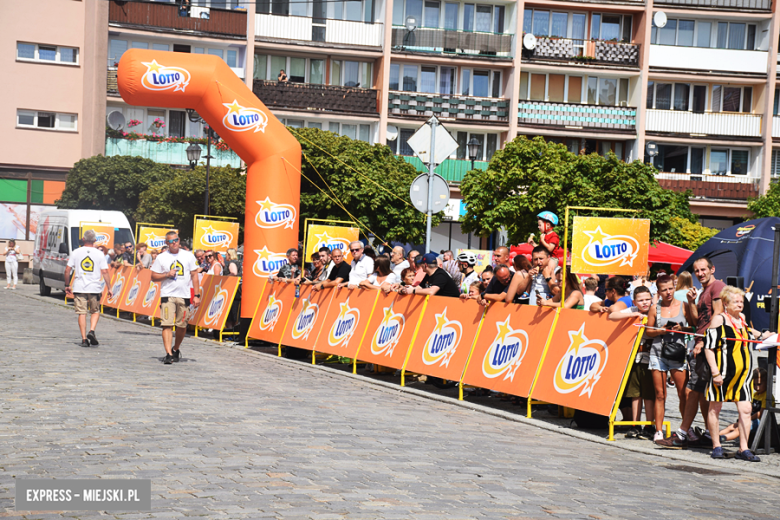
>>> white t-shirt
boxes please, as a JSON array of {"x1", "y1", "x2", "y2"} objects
[
  {"x1": 151, "y1": 250, "x2": 198, "y2": 298},
  {"x1": 5, "y1": 246, "x2": 19, "y2": 261},
  {"x1": 584, "y1": 294, "x2": 602, "y2": 310},
  {"x1": 460, "y1": 270, "x2": 479, "y2": 294},
  {"x1": 392, "y1": 259, "x2": 410, "y2": 279},
  {"x1": 349, "y1": 255, "x2": 374, "y2": 285},
  {"x1": 67, "y1": 246, "x2": 108, "y2": 294},
  {"x1": 368, "y1": 272, "x2": 397, "y2": 287}
]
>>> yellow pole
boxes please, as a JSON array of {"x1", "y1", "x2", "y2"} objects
[
  {"x1": 608, "y1": 316, "x2": 647, "y2": 441},
  {"x1": 526, "y1": 307, "x2": 562, "y2": 418},
  {"x1": 400, "y1": 295, "x2": 430, "y2": 387},
  {"x1": 458, "y1": 304, "x2": 488, "y2": 400}
]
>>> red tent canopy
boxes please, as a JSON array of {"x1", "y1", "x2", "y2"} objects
[{"x1": 509, "y1": 241, "x2": 691, "y2": 269}]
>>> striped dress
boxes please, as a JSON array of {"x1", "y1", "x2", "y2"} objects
[{"x1": 704, "y1": 314, "x2": 754, "y2": 403}]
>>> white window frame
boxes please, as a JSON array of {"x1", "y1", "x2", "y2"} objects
[
  {"x1": 708, "y1": 147, "x2": 751, "y2": 176},
  {"x1": 16, "y1": 42, "x2": 79, "y2": 65},
  {"x1": 647, "y1": 82, "x2": 709, "y2": 112},
  {"x1": 17, "y1": 110, "x2": 78, "y2": 132},
  {"x1": 711, "y1": 85, "x2": 752, "y2": 113},
  {"x1": 521, "y1": 72, "x2": 627, "y2": 106},
  {"x1": 652, "y1": 19, "x2": 756, "y2": 50}
]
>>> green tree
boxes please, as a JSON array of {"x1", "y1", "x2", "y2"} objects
[
  {"x1": 460, "y1": 136, "x2": 696, "y2": 245},
  {"x1": 666, "y1": 216, "x2": 718, "y2": 251},
  {"x1": 135, "y1": 166, "x2": 247, "y2": 239},
  {"x1": 292, "y1": 127, "x2": 440, "y2": 246},
  {"x1": 56, "y1": 155, "x2": 175, "y2": 227},
  {"x1": 748, "y1": 181, "x2": 780, "y2": 218}
]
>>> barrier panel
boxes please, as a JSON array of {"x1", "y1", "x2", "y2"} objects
[
  {"x1": 530, "y1": 309, "x2": 641, "y2": 416},
  {"x1": 188, "y1": 274, "x2": 214, "y2": 326},
  {"x1": 280, "y1": 286, "x2": 335, "y2": 350},
  {"x1": 103, "y1": 265, "x2": 132, "y2": 308},
  {"x1": 196, "y1": 275, "x2": 241, "y2": 333},
  {"x1": 462, "y1": 304, "x2": 557, "y2": 397},
  {"x1": 312, "y1": 287, "x2": 379, "y2": 359},
  {"x1": 247, "y1": 281, "x2": 297, "y2": 344},
  {"x1": 403, "y1": 296, "x2": 485, "y2": 382},
  {"x1": 354, "y1": 292, "x2": 427, "y2": 370},
  {"x1": 118, "y1": 268, "x2": 148, "y2": 313},
  {"x1": 135, "y1": 276, "x2": 162, "y2": 318}
]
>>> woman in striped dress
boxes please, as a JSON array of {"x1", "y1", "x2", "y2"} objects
[{"x1": 704, "y1": 286, "x2": 770, "y2": 462}]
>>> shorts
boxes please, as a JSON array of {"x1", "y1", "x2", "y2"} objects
[
  {"x1": 649, "y1": 354, "x2": 687, "y2": 372},
  {"x1": 686, "y1": 349, "x2": 708, "y2": 393},
  {"x1": 625, "y1": 362, "x2": 655, "y2": 400},
  {"x1": 160, "y1": 297, "x2": 188, "y2": 328},
  {"x1": 74, "y1": 293, "x2": 100, "y2": 315}
]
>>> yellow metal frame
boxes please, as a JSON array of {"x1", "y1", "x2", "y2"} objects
[
  {"x1": 526, "y1": 307, "x2": 562, "y2": 418},
  {"x1": 457, "y1": 304, "x2": 489, "y2": 400},
  {"x1": 400, "y1": 295, "x2": 431, "y2": 387}
]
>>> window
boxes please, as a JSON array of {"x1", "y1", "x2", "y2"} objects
[
  {"x1": 226, "y1": 49, "x2": 238, "y2": 68},
  {"x1": 592, "y1": 14, "x2": 632, "y2": 42},
  {"x1": 16, "y1": 110, "x2": 78, "y2": 131},
  {"x1": 731, "y1": 150, "x2": 749, "y2": 175},
  {"x1": 18, "y1": 42, "x2": 79, "y2": 65},
  {"x1": 673, "y1": 84, "x2": 690, "y2": 111},
  {"x1": 403, "y1": 65, "x2": 418, "y2": 91},
  {"x1": 444, "y1": 3, "x2": 458, "y2": 30},
  {"x1": 399, "y1": 128, "x2": 415, "y2": 156},
  {"x1": 712, "y1": 85, "x2": 752, "y2": 112},
  {"x1": 310, "y1": 59, "x2": 324, "y2": 84},
  {"x1": 152, "y1": 43, "x2": 169, "y2": 52},
  {"x1": 521, "y1": 73, "x2": 627, "y2": 106},
  {"x1": 254, "y1": 54, "x2": 267, "y2": 80},
  {"x1": 710, "y1": 149, "x2": 729, "y2": 175},
  {"x1": 648, "y1": 82, "x2": 708, "y2": 112},
  {"x1": 697, "y1": 22, "x2": 711, "y2": 48},
  {"x1": 420, "y1": 66, "x2": 437, "y2": 93},
  {"x1": 461, "y1": 69, "x2": 471, "y2": 95},
  {"x1": 461, "y1": 68, "x2": 500, "y2": 97},
  {"x1": 475, "y1": 5, "x2": 492, "y2": 32},
  {"x1": 652, "y1": 20, "x2": 755, "y2": 50},
  {"x1": 330, "y1": 59, "x2": 372, "y2": 88},
  {"x1": 389, "y1": 64, "x2": 400, "y2": 90},
  {"x1": 656, "y1": 145, "x2": 688, "y2": 173},
  {"x1": 424, "y1": 1, "x2": 439, "y2": 28},
  {"x1": 473, "y1": 70, "x2": 490, "y2": 97},
  {"x1": 440, "y1": 67, "x2": 455, "y2": 95}
]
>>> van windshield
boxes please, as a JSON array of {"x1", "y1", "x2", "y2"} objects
[{"x1": 70, "y1": 228, "x2": 134, "y2": 250}]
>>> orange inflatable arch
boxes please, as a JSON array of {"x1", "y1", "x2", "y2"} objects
[{"x1": 118, "y1": 49, "x2": 301, "y2": 317}]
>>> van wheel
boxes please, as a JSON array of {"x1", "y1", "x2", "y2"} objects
[{"x1": 39, "y1": 275, "x2": 51, "y2": 296}]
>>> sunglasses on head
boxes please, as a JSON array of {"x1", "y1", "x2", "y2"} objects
[{"x1": 166, "y1": 238, "x2": 179, "y2": 244}]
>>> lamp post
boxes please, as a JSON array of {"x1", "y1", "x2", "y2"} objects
[
  {"x1": 186, "y1": 109, "x2": 215, "y2": 216},
  {"x1": 186, "y1": 143, "x2": 202, "y2": 170},
  {"x1": 467, "y1": 137, "x2": 480, "y2": 171}
]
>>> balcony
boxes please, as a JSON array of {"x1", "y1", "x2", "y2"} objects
[
  {"x1": 389, "y1": 92, "x2": 509, "y2": 125},
  {"x1": 526, "y1": 38, "x2": 639, "y2": 68},
  {"x1": 654, "y1": 0, "x2": 771, "y2": 11},
  {"x1": 771, "y1": 116, "x2": 780, "y2": 137},
  {"x1": 391, "y1": 27, "x2": 512, "y2": 58},
  {"x1": 108, "y1": 0, "x2": 247, "y2": 38},
  {"x1": 649, "y1": 45, "x2": 768, "y2": 74},
  {"x1": 646, "y1": 110, "x2": 762, "y2": 138},
  {"x1": 105, "y1": 137, "x2": 241, "y2": 168},
  {"x1": 108, "y1": 68, "x2": 118, "y2": 96},
  {"x1": 253, "y1": 80, "x2": 379, "y2": 115},
  {"x1": 400, "y1": 156, "x2": 488, "y2": 183},
  {"x1": 518, "y1": 101, "x2": 636, "y2": 131},
  {"x1": 255, "y1": 14, "x2": 383, "y2": 48},
  {"x1": 657, "y1": 173, "x2": 759, "y2": 200}
]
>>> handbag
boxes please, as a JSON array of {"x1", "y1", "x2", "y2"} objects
[{"x1": 657, "y1": 300, "x2": 687, "y2": 362}]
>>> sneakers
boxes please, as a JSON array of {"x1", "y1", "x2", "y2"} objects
[
  {"x1": 80, "y1": 339, "x2": 91, "y2": 348},
  {"x1": 87, "y1": 330, "x2": 99, "y2": 346},
  {"x1": 625, "y1": 427, "x2": 640, "y2": 439},
  {"x1": 637, "y1": 426, "x2": 656, "y2": 440},
  {"x1": 687, "y1": 427, "x2": 701, "y2": 442},
  {"x1": 711, "y1": 446, "x2": 726, "y2": 459},
  {"x1": 163, "y1": 354, "x2": 173, "y2": 365},
  {"x1": 172, "y1": 349, "x2": 181, "y2": 362},
  {"x1": 655, "y1": 432, "x2": 688, "y2": 449},
  {"x1": 654, "y1": 430, "x2": 664, "y2": 442},
  {"x1": 736, "y1": 449, "x2": 760, "y2": 462}
]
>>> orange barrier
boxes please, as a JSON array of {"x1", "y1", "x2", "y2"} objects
[
  {"x1": 99, "y1": 266, "x2": 117, "y2": 307},
  {"x1": 188, "y1": 274, "x2": 214, "y2": 326},
  {"x1": 462, "y1": 304, "x2": 557, "y2": 398},
  {"x1": 313, "y1": 287, "x2": 379, "y2": 359},
  {"x1": 404, "y1": 296, "x2": 485, "y2": 382},
  {"x1": 103, "y1": 265, "x2": 132, "y2": 308},
  {"x1": 247, "y1": 281, "x2": 296, "y2": 344},
  {"x1": 118, "y1": 50, "x2": 301, "y2": 319},
  {"x1": 354, "y1": 293, "x2": 427, "y2": 371},
  {"x1": 118, "y1": 268, "x2": 148, "y2": 313},
  {"x1": 280, "y1": 286, "x2": 335, "y2": 350},
  {"x1": 196, "y1": 275, "x2": 240, "y2": 332},
  {"x1": 530, "y1": 309, "x2": 641, "y2": 416}
]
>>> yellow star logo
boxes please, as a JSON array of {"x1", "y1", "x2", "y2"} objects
[
  {"x1": 567, "y1": 324, "x2": 588, "y2": 357},
  {"x1": 434, "y1": 309, "x2": 449, "y2": 333},
  {"x1": 254, "y1": 247, "x2": 273, "y2": 261},
  {"x1": 223, "y1": 99, "x2": 243, "y2": 114},
  {"x1": 338, "y1": 300, "x2": 351, "y2": 319},
  {"x1": 315, "y1": 231, "x2": 334, "y2": 246},
  {"x1": 142, "y1": 59, "x2": 163, "y2": 73},
  {"x1": 584, "y1": 226, "x2": 610, "y2": 246},
  {"x1": 202, "y1": 225, "x2": 217, "y2": 237},
  {"x1": 257, "y1": 197, "x2": 275, "y2": 212},
  {"x1": 496, "y1": 316, "x2": 512, "y2": 343},
  {"x1": 381, "y1": 304, "x2": 395, "y2": 325},
  {"x1": 145, "y1": 232, "x2": 162, "y2": 243},
  {"x1": 267, "y1": 294, "x2": 278, "y2": 308},
  {"x1": 301, "y1": 298, "x2": 310, "y2": 313}
]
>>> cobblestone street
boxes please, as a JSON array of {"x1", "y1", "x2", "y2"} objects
[{"x1": 2, "y1": 286, "x2": 780, "y2": 519}]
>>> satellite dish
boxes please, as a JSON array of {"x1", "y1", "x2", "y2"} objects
[
  {"x1": 523, "y1": 33, "x2": 537, "y2": 51},
  {"x1": 386, "y1": 125, "x2": 398, "y2": 141},
  {"x1": 653, "y1": 11, "x2": 667, "y2": 28},
  {"x1": 646, "y1": 141, "x2": 659, "y2": 158},
  {"x1": 107, "y1": 111, "x2": 126, "y2": 131}
]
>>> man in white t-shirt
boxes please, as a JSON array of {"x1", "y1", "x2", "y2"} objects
[
  {"x1": 390, "y1": 246, "x2": 409, "y2": 279},
  {"x1": 346, "y1": 241, "x2": 374, "y2": 287},
  {"x1": 150, "y1": 231, "x2": 200, "y2": 365},
  {"x1": 64, "y1": 230, "x2": 112, "y2": 348}
]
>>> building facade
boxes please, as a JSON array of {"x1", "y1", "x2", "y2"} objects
[{"x1": 3, "y1": 0, "x2": 779, "y2": 245}]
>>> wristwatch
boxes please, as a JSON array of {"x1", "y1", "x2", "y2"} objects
[{"x1": 194, "y1": 294, "x2": 201, "y2": 298}]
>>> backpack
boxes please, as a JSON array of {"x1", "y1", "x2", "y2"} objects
[{"x1": 571, "y1": 409, "x2": 609, "y2": 430}]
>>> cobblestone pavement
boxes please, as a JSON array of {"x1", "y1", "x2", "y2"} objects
[{"x1": 2, "y1": 286, "x2": 780, "y2": 520}]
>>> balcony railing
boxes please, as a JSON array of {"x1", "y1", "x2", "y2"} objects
[
  {"x1": 255, "y1": 14, "x2": 383, "y2": 48},
  {"x1": 400, "y1": 156, "x2": 488, "y2": 183},
  {"x1": 527, "y1": 38, "x2": 639, "y2": 67},
  {"x1": 391, "y1": 27, "x2": 512, "y2": 58},
  {"x1": 253, "y1": 80, "x2": 379, "y2": 115},
  {"x1": 657, "y1": 173, "x2": 759, "y2": 200},
  {"x1": 108, "y1": 68, "x2": 118, "y2": 95},
  {"x1": 518, "y1": 101, "x2": 636, "y2": 131},
  {"x1": 646, "y1": 109, "x2": 762, "y2": 138},
  {"x1": 389, "y1": 91, "x2": 509, "y2": 124},
  {"x1": 649, "y1": 45, "x2": 768, "y2": 74},
  {"x1": 654, "y1": 0, "x2": 770, "y2": 11},
  {"x1": 109, "y1": 0, "x2": 247, "y2": 38},
  {"x1": 772, "y1": 116, "x2": 780, "y2": 138},
  {"x1": 105, "y1": 137, "x2": 241, "y2": 168}
]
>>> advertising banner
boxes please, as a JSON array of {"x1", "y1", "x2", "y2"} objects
[
  {"x1": 280, "y1": 286, "x2": 336, "y2": 350},
  {"x1": 305, "y1": 224, "x2": 360, "y2": 265},
  {"x1": 570, "y1": 217, "x2": 650, "y2": 276},
  {"x1": 81, "y1": 223, "x2": 115, "y2": 250},
  {"x1": 404, "y1": 296, "x2": 484, "y2": 381},
  {"x1": 103, "y1": 265, "x2": 132, "y2": 308},
  {"x1": 456, "y1": 249, "x2": 492, "y2": 273},
  {"x1": 138, "y1": 226, "x2": 176, "y2": 253},
  {"x1": 247, "y1": 281, "x2": 296, "y2": 344},
  {"x1": 193, "y1": 218, "x2": 240, "y2": 254},
  {"x1": 118, "y1": 267, "x2": 149, "y2": 313},
  {"x1": 313, "y1": 287, "x2": 379, "y2": 358},
  {"x1": 196, "y1": 275, "x2": 240, "y2": 331},
  {"x1": 188, "y1": 274, "x2": 214, "y2": 326},
  {"x1": 461, "y1": 304, "x2": 557, "y2": 397},
  {"x1": 530, "y1": 309, "x2": 641, "y2": 416},
  {"x1": 354, "y1": 293, "x2": 427, "y2": 370}
]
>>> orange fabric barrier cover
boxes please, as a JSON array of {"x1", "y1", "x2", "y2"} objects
[
  {"x1": 103, "y1": 266, "x2": 133, "y2": 308},
  {"x1": 404, "y1": 296, "x2": 484, "y2": 381},
  {"x1": 100, "y1": 266, "x2": 117, "y2": 306},
  {"x1": 280, "y1": 286, "x2": 336, "y2": 350},
  {"x1": 118, "y1": 268, "x2": 151, "y2": 313},
  {"x1": 354, "y1": 293, "x2": 427, "y2": 370},
  {"x1": 118, "y1": 50, "x2": 301, "y2": 318},
  {"x1": 462, "y1": 304, "x2": 556, "y2": 398},
  {"x1": 188, "y1": 274, "x2": 214, "y2": 326},
  {"x1": 196, "y1": 275, "x2": 240, "y2": 330},
  {"x1": 530, "y1": 309, "x2": 641, "y2": 416},
  {"x1": 247, "y1": 281, "x2": 296, "y2": 344},
  {"x1": 313, "y1": 287, "x2": 379, "y2": 358}
]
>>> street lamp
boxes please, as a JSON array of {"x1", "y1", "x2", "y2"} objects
[
  {"x1": 186, "y1": 109, "x2": 215, "y2": 216},
  {"x1": 467, "y1": 137, "x2": 480, "y2": 170},
  {"x1": 186, "y1": 143, "x2": 202, "y2": 170}
]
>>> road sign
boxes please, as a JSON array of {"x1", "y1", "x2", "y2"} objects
[
  {"x1": 406, "y1": 116, "x2": 459, "y2": 165},
  {"x1": 410, "y1": 174, "x2": 450, "y2": 214}
]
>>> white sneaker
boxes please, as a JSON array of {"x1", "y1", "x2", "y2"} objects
[{"x1": 654, "y1": 430, "x2": 664, "y2": 442}]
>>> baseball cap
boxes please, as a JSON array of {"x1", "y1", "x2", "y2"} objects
[{"x1": 422, "y1": 253, "x2": 439, "y2": 265}]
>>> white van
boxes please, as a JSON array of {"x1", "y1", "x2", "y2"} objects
[{"x1": 33, "y1": 209, "x2": 134, "y2": 295}]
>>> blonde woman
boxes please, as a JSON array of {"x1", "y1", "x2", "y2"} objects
[
  {"x1": 225, "y1": 248, "x2": 241, "y2": 276},
  {"x1": 4, "y1": 239, "x2": 21, "y2": 289}
]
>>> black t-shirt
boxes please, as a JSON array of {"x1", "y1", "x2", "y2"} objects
[
  {"x1": 483, "y1": 276, "x2": 509, "y2": 296},
  {"x1": 328, "y1": 261, "x2": 351, "y2": 282},
  {"x1": 420, "y1": 268, "x2": 460, "y2": 298}
]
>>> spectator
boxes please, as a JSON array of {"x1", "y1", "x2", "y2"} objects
[
  {"x1": 318, "y1": 247, "x2": 333, "y2": 278},
  {"x1": 194, "y1": 249, "x2": 207, "y2": 272},
  {"x1": 358, "y1": 256, "x2": 397, "y2": 292},
  {"x1": 527, "y1": 246, "x2": 554, "y2": 305},
  {"x1": 460, "y1": 281, "x2": 482, "y2": 300},
  {"x1": 411, "y1": 254, "x2": 427, "y2": 286},
  {"x1": 478, "y1": 264, "x2": 512, "y2": 306},
  {"x1": 456, "y1": 251, "x2": 479, "y2": 295},
  {"x1": 399, "y1": 267, "x2": 415, "y2": 287},
  {"x1": 97, "y1": 245, "x2": 109, "y2": 262},
  {"x1": 399, "y1": 253, "x2": 459, "y2": 297},
  {"x1": 703, "y1": 286, "x2": 770, "y2": 461},
  {"x1": 582, "y1": 277, "x2": 602, "y2": 310},
  {"x1": 302, "y1": 253, "x2": 323, "y2": 283},
  {"x1": 135, "y1": 242, "x2": 152, "y2": 269},
  {"x1": 539, "y1": 271, "x2": 584, "y2": 309},
  {"x1": 506, "y1": 254, "x2": 531, "y2": 304},
  {"x1": 441, "y1": 250, "x2": 462, "y2": 285},
  {"x1": 527, "y1": 211, "x2": 561, "y2": 258},
  {"x1": 224, "y1": 248, "x2": 241, "y2": 276},
  {"x1": 363, "y1": 246, "x2": 377, "y2": 261},
  {"x1": 346, "y1": 241, "x2": 374, "y2": 287},
  {"x1": 492, "y1": 246, "x2": 512, "y2": 270},
  {"x1": 4, "y1": 239, "x2": 20, "y2": 290},
  {"x1": 204, "y1": 251, "x2": 222, "y2": 276},
  {"x1": 278, "y1": 69, "x2": 288, "y2": 82},
  {"x1": 313, "y1": 249, "x2": 350, "y2": 290},
  {"x1": 390, "y1": 246, "x2": 409, "y2": 279},
  {"x1": 407, "y1": 249, "x2": 420, "y2": 268},
  {"x1": 271, "y1": 248, "x2": 301, "y2": 282},
  {"x1": 480, "y1": 268, "x2": 493, "y2": 292},
  {"x1": 590, "y1": 276, "x2": 632, "y2": 313},
  {"x1": 111, "y1": 244, "x2": 125, "y2": 267},
  {"x1": 122, "y1": 242, "x2": 135, "y2": 264},
  {"x1": 674, "y1": 271, "x2": 696, "y2": 303},
  {"x1": 149, "y1": 248, "x2": 159, "y2": 267},
  {"x1": 645, "y1": 274, "x2": 694, "y2": 442},
  {"x1": 107, "y1": 248, "x2": 117, "y2": 264}
]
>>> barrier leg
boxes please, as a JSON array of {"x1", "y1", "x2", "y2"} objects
[
  {"x1": 458, "y1": 381, "x2": 463, "y2": 401},
  {"x1": 195, "y1": 326, "x2": 199, "y2": 338},
  {"x1": 401, "y1": 369, "x2": 406, "y2": 387},
  {"x1": 352, "y1": 358, "x2": 357, "y2": 375},
  {"x1": 116, "y1": 307, "x2": 120, "y2": 318},
  {"x1": 312, "y1": 349, "x2": 316, "y2": 365},
  {"x1": 133, "y1": 313, "x2": 136, "y2": 323}
]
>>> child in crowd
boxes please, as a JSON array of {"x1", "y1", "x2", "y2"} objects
[{"x1": 582, "y1": 277, "x2": 602, "y2": 310}]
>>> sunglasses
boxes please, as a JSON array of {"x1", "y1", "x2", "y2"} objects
[
  {"x1": 205, "y1": 254, "x2": 213, "y2": 258},
  {"x1": 350, "y1": 248, "x2": 361, "y2": 252},
  {"x1": 166, "y1": 238, "x2": 179, "y2": 244}
]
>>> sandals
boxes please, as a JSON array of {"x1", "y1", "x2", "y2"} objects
[
  {"x1": 736, "y1": 449, "x2": 761, "y2": 462},
  {"x1": 711, "y1": 447, "x2": 726, "y2": 459}
]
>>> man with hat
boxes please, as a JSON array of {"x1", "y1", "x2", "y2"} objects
[{"x1": 400, "y1": 253, "x2": 459, "y2": 298}]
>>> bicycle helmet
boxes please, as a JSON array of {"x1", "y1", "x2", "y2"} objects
[
  {"x1": 536, "y1": 211, "x2": 559, "y2": 226},
  {"x1": 456, "y1": 251, "x2": 477, "y2": 266}
]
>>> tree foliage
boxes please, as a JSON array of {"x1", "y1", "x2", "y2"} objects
[
  {"x1": 460, "y1": 136, "x2": 696, "y2": 245},
  {"x1": 293, "y1": 127, "x2": 439, "y2": 246},
  {"x1": 56, "y1": 155, "x2": 175, "y2": 227},
  {"x1": 665, "y1": 216, "x2": 718, "y2": 251},
  {"x1": 747, "y1": 181, "x2": 780, "y2": 218},
  {"x1": 135, "y1": 166, "x2": 247, "y2": 240}
]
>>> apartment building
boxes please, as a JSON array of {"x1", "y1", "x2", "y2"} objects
[{"x1": 4, "y1": 0, "x2": 779, "y2": 246}]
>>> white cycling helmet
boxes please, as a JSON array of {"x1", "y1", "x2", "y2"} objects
[{"x1": 456, "y1": 251, "x2": 477, "y2": 266}]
